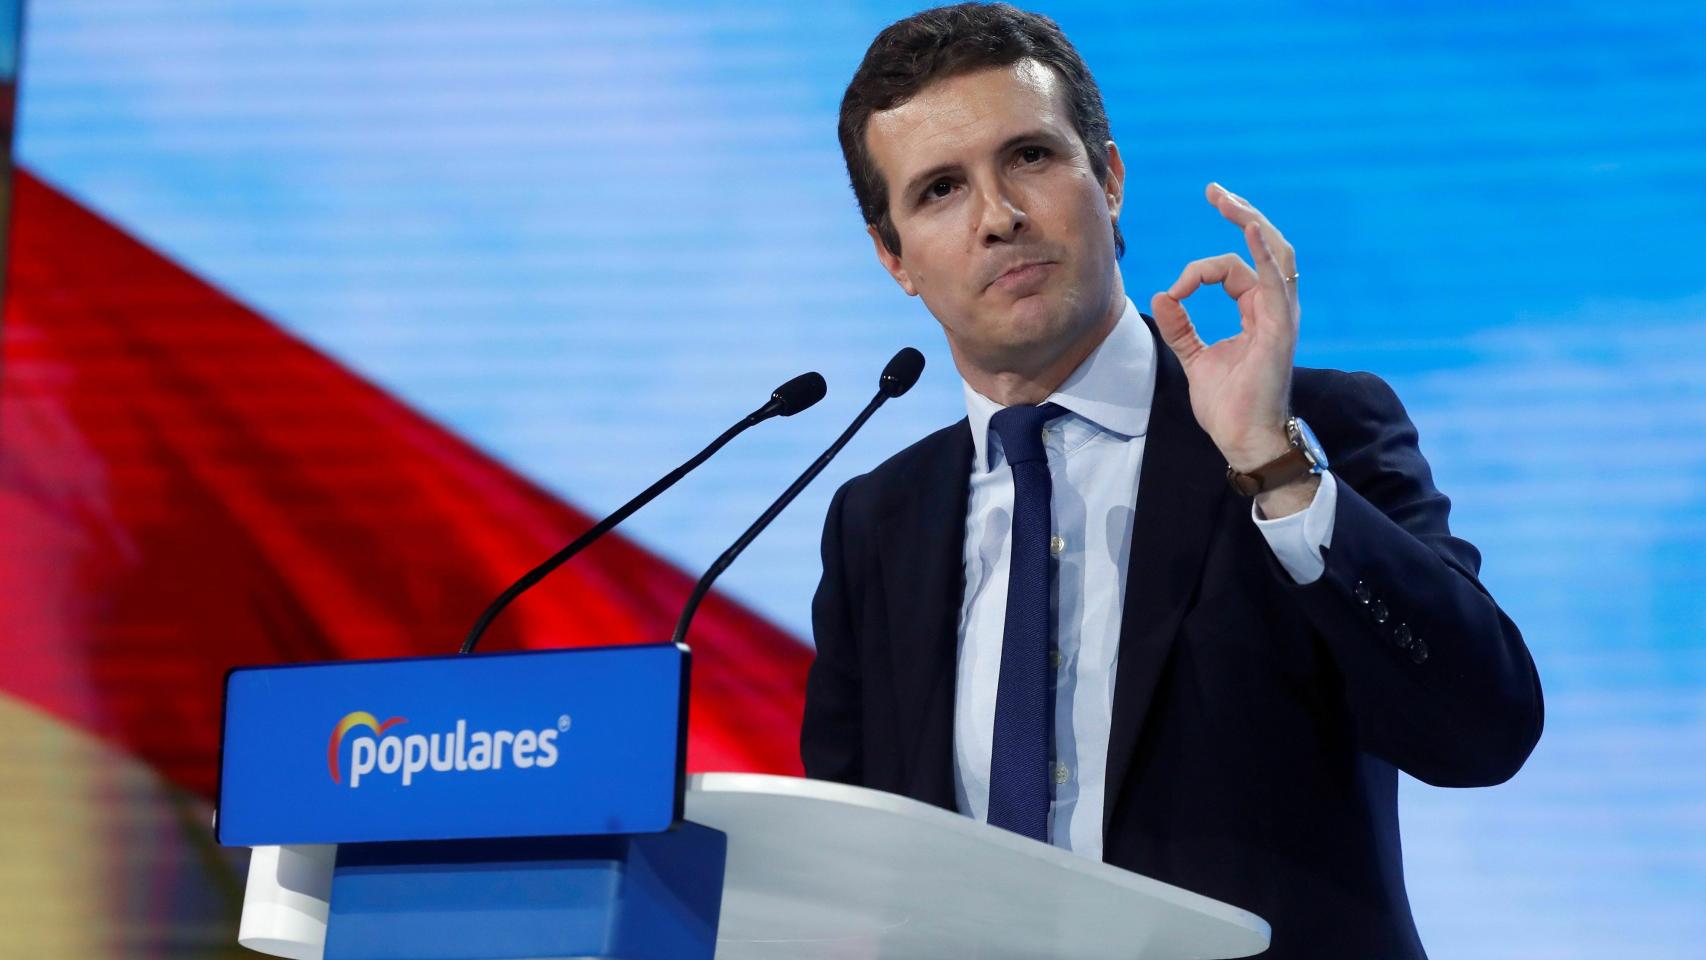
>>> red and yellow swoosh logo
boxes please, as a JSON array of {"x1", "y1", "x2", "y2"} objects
[{"x1": 326, "y1": 711, "x2": 406, "y2": 783}]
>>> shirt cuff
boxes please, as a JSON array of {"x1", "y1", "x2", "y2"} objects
[{"x1": 1251, "y1": 470, "x2": 1338, "y2": 584}]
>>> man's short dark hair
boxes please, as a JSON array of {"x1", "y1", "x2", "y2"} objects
[{"x1": 838, "y1": 2, "x2": 1124, "y2": 259}]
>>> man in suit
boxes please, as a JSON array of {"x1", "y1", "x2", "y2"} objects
[{"x1": 800, "y1": 4, "x2": 1544, "y2": 957}]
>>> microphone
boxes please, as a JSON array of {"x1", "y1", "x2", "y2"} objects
[
  {"x1": 460, "y1": 371, "x2": 827, "y2": 654},
  {"x1": 671, "y1": 347, "x2": 925, "y2": 646}
]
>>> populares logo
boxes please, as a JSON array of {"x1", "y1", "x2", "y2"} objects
[{"x1": 327, "y1": 710, "x2": 565, "y2": 788}]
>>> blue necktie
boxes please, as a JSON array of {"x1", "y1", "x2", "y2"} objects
[{"x1": 986, "y1": 401, "x2": 1066, "y2": 842}]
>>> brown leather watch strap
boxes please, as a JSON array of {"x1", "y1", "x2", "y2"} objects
[{"x1": 1226, "y1": 446, "x2": 1313, "y2": 497}]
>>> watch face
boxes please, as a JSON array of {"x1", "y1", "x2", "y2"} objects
[{"x1": 1291, "y1": 417, "x2": 1329, "y2": 471}]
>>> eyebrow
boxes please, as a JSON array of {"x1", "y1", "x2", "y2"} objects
[{"x1": 898, "y1": 129, "x2": 1067, "y2": 203}]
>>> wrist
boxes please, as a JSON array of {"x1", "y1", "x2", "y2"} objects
[
  {"x1": 1226, "y1": 416, "x2": 1329, "y2": 499},
  {"x1": 1223, "y1": 425, "x2": 1292, "y2": 474},
  {"x1": 1254, "y1": 471, "x2": 1322, "y2": 519}
]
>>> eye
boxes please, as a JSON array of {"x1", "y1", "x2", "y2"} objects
[
  {"x1": 923, "y1": 179, "x2": 954, "y2": 202},
  {"x1": 1020, "y1": 145, "x2": 1051, "y2": 165}
]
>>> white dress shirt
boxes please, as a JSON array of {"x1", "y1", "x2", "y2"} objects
[{"x1": 952, "y1": 296, "x2": 1339, "y2": 860}]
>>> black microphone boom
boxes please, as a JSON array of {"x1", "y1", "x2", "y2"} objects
[
  {"x1": 460, "y1": 371, "x2": 827, "y2": 654},
  {"x1": 671, "y1": 347, "x2": 924, "y2": 646}
]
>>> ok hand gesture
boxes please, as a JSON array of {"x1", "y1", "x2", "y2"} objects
[{"x1": 1150, "y1": 183, "x2": 1302, "y2": 477}]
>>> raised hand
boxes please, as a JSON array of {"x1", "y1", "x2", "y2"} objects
[{"x1": 1150, "y1": 183, "x2": 1302, "y2": 477}]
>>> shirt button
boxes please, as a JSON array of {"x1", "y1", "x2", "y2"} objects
[
  {"x1": 1408, "y1": 638, "x2": 1430, "y2": 664},
  {"x1": 1371, "y1": 600, "x2": 1389, "y2": 624},
  {"x1": 1049, "y1": 649, "x2": 1062, "y2": 670},
  {"x1": 1040, "y1": 428, "x2": 1050, "y2": 443},
  {"x1": 1354, "y1": 580, "x2": 1371, "y2": 604},
  {"x1": 1049, "y1": 535, "x2": 1066, "y2": 556},
  {"x1": 1052, "y1": 762, "x2": 1070, "y2": 785}
]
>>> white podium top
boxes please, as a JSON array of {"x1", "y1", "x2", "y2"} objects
[{"x1": 685, "y1": 773, "x2": 1269, "y2": 960}]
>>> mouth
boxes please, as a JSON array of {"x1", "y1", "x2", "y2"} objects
[{"x1": 989, "y1": 260, "x2": 1057, "y2": 294}]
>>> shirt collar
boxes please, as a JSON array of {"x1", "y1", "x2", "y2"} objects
[{"x1": 964, "y1": 296, "x2": 1157, "y2": 471}]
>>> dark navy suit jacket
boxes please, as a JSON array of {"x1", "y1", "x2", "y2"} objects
[{"x1": 801, "y1": 317, "x2": 1543, "y2": 959}]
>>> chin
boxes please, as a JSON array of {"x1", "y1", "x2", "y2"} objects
[
  {"x1": 997, "y1": 287, "x2": 1083, "y2": 341},
  {"x1": 932, "y1": 283, "x2": 1097, "y2": 367}
]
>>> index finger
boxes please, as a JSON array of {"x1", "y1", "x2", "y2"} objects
[{"x1": 1206, "y1": 182, "x2": 1295, "y2": 276}]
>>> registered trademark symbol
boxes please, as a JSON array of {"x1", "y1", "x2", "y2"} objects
[{"x1": 558, "y1": 714, "x2": 571, "y2": 732}]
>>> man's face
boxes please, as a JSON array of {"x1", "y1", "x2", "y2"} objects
[{"x1": 863, "y1": 59, "x2": 1124, "y2": 375}]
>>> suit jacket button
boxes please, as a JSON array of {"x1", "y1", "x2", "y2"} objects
[
  {"x1": 1371, "y1": 600, "x2": 1389, "y2": 624},
  {"x1": 1393, "y1": 622, "x2": 1412, "y2": 649},
  {"x1": 1408, "y1": 638, "x2": 1430, "y2": 664},
  {"x1": 1354, "y1": 580, "x2": 1371, "y2": 603}
]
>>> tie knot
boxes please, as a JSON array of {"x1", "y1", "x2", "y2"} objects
[{"x1": 989, "y1": 402, "x2": 1066, "y2": 466}]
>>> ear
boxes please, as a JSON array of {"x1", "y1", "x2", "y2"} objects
[
  {"x1": 1103, "y1": 140, "x2": 1126, "y2": 223},
  {"x1": 868, "y1": 224, "x2": 918, "y2": 297}
]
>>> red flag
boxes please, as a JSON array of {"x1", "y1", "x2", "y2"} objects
[{"x1": 0, "y1": 169, "x2": 811, "y2": 797}]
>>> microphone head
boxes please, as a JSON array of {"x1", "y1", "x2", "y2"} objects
[
  {"x1": 879, "y1": 347, "x2": 926, "y2": 398},
  {"x1": 771, "y1": 371, "x2": 828, "y2": 416}
]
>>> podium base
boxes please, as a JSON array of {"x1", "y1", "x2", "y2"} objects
[{"x1": 322, "y1": 823, "x2": 726, "y2": 960}]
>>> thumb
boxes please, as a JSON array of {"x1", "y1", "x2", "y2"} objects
[{"x1": 1150, "y1": 291, "x2": 1205, "y2": 366}]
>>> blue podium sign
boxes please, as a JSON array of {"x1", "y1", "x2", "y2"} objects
[{"x1": 216, "y1": 643, "x2": 689, "y2": 846}]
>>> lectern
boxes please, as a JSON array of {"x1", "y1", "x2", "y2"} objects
[{"x1": 218, "y1": 646, "x2": 1270, "y2": 959}]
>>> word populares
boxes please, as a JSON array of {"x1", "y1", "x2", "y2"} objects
[{"x1": 327, "y1": 711, "x2": 565, "y2": 788}]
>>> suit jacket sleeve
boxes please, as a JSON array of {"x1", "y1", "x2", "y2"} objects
[
  {"x1": 801, "y1": 480, "x2": 864, "y2": 784},
  {"x1": 1287, "y1": 371, "x2": 1543, "y2": 787}
]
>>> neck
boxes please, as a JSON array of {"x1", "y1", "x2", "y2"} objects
[{"x1": 956, "y1": 285, "x2": 1124, "y2": 407}]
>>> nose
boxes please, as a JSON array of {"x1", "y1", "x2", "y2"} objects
[{"x1": 976, "y1": 183, "x2": 1027, "y2": 246}]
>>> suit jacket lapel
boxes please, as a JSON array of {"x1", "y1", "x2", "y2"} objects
[
  {"x1": 876, "y1": 421, "x2": 973, "y2": 812},
  {"x1": 1103, "y1": 318, "x2": 1230, "y2": 833}
]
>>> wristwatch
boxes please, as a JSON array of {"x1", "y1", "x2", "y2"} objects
[{"x1": 1226, "y1": 417, "x2": 1328, "y2": 496}]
